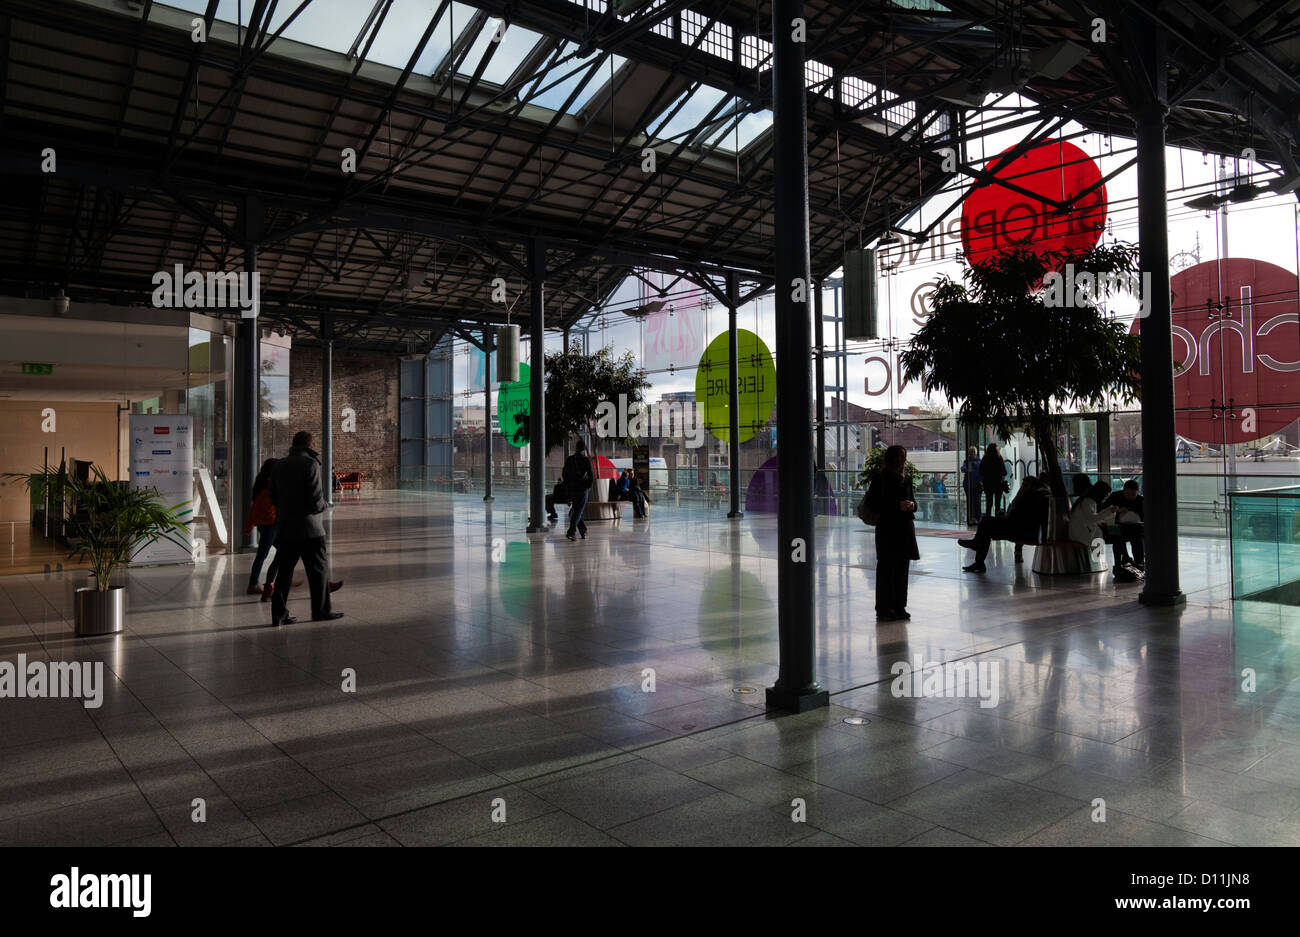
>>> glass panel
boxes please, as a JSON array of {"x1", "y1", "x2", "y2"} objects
[
  {"x1": 366, "y1": 0, "x2": 478, "y2": 74},
  {"x1": 650, "y1": 84, "x2": 727, "y2": 143},
  {"x1": 458, "y1": 22, "x2": 545, "y2": 84},
  {"x1": 265, "y1": 0, "x2": 374, "y2": 54},
  {"x1": 524, "y1": 43, "x2": 627, "y2": 112},
  {"x1": 258, "y1": 337, "x2": 291, "y2": 464}
]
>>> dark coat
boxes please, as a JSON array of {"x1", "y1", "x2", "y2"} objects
[
  {"x1": 270, "y1": 446, "x2": 328, "y2": 540},
  {"x1": 1005, "y1": 486, "x2": 1049, "y2": 543},
  {"x1": 868, "y1": 468, "x2": 920, "y2": 560},
  {"x1": 979, "y1": 453, "x2": 1007, "y2": 490},
  {"x1": 561, "y1": 452, "x2": 593, "y2": 496}
]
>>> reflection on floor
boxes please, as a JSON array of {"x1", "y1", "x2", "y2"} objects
[
  {"x1": 0, "y1": 522, "x2": 91, "y2": 576},
  {"x1": 1, "y1": 490, "x2": 1297, "y2": 846}
]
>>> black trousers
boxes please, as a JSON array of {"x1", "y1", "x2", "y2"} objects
[
  {"x1": 967, "y1": 516, "x2": 1027, "y2": 564},
  {"x1": 271, "y1": 536, "x2": 332, "y2": 622},
  {"x1": 1103, "y1": 523, "x2": 1144, "y2": 565},
  {"x1": 875, "y1": 550, "x2": 911, "y2": 614}
]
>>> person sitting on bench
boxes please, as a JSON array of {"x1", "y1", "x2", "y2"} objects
[
  {"x1": 958, "y1": 475, "x2": 1049, "y2": 573},
  {"x1": 623, "y1": 470, "x2": 648, "y2": 518},
  {"x1": 1068, "y1": 475, "x2": 1119, "y2": 571},
  {"x1": 610, "y1": 471, "x2": 630, "y2": 502},
  {"x1": 1100, "y1": 478, "x2": 1144, "y2": 570}
]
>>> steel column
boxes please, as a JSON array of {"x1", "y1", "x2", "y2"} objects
[
  {"x1": 483, "y1": 326, "x2": 494, "y2": 502},
  {"x1": 815, "y1": 278, "x2": 826, "y2": 472},
  {"x1": 767, "y1": 0, "x2": 827, "y2": 713},
  {"x1": 726, "y1": 270, "x2": 743, "y2": 519},
  {"x1": 235, "y1": 243, "x2": 260, "y2": 551},
  {"x1": 1133, "y1": 15, "x2": 1185, "y2": 607},
  {"x1": 526, "y1": 240, "x2": 547, "y2": 532},
  {"x1": 321, "y1": 317, "x2": 333, "y2": 506}
]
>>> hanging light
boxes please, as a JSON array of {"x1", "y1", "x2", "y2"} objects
[{"x1": 496, "y1": 324, "x2": 521, "y2": 384}]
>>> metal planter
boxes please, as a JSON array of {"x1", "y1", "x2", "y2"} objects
[{"x1": 74, "y1": 585, "x2": 124, "y2": 636}]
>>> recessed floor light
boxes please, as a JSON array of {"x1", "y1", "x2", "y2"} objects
[{"x1": 842, "y1": 716, "x2": 870, "y2": 726}]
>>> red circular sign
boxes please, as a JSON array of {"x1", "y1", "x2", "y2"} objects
[
  {"x1": 960, "y1": 139, "x2": 1107, "y2": 266},
  {"x1": 1128, "y1": 258, "x2": 1300, "y2": 444}
]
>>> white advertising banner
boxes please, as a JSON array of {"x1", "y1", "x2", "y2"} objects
[{"x1": 129, "y1": 414, "x2": 194, "y2": 565}]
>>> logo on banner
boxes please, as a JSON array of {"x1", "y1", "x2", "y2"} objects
[
  {"x1": 152, "y1": 450, "x2": 171, "y2": 455},
  {"x1": 960, "y1": 139, "x2": 1107, "y2": 266},
  {"x1": 1131, "y1": 258, "x2": 1300, "y2": 443},
  {"x1": 134, "y1": 437, "x2": 143, "y2": 447},
  {"x1": 153, "y1": 426, "x2": 169, "y2": 435}
]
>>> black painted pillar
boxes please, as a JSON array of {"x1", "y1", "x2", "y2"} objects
[
  {"x1": 726, "y1": 271, "x2": 743, "y2": 519},
  {"x1": 321, "y1": 316, "x2": 333, "y2": 506},
  {"x1": 235, "y1": 242, "x2": 260, "y2": 551},
  {"x1": 483, "y1": 326, "x2": 494, "y2": 502},
  {"x1": 562, "y1": 328, "x2": 570, "y2": 460},
  {"x1": 1133, "y1": 17, "x2": 1184, "y2": 606},
  {"x1": 526, "y1": 240, "x2": 547, "y2": 532},
  {"x1": 767, "y1": 0, "x2": 827, "y2": 713},
  {"x1": 814, "y1": 278, "x2": 826, "y2": 472}
]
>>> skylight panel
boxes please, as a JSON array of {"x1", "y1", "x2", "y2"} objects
[
  {"x1": 369, "y1": 0, "x2": 479, "y2": 74},
  {"x1": 457, "y1": 22, "x2": 545, "y2": 84},
  {"x1": 650, "y1": 83, "x2": 728, "y2": 143},
  {"x1": 524, "y1": 43, "x2": 628, "y2": 113}
]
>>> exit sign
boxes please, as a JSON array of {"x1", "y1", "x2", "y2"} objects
[{"x1": 21, "y1": 363, "x2": 53, "y2": 376}]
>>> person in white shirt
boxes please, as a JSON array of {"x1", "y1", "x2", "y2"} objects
[{"x1": 1067, "y1": 474, "x2": 1118, "y2": 571}]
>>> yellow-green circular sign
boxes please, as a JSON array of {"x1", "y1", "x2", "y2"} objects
[
  {"x1": 498, "y1": 361, "x2": 531, "y2": 449},
  {"x1": 696, "y1": 329, "x2": 776, "y2": 443}
]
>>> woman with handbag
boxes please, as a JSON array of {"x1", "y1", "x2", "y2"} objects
[{"x1": 244, "y1": 460, "x2": 281, "y2": 599}]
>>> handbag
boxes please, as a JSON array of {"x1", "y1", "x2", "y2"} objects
[
  {"x1": 856, "y1": 487, "x2": 881, "y2": 526},
  {"x1": 1002, "y1": 479, "x2": 1011, "y2": 493}
]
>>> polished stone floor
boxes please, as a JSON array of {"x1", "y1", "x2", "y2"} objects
[{"x1": 1, "y1": 490, "x2": 1298, "y2": 847}]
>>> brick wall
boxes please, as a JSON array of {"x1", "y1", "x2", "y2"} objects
[{"x1": 290, "y1": 346, "x2": 398, "y2": 490}]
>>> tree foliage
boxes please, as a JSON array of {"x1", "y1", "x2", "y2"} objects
[
  {"x1": 514, "y1": 346, "x2": 651, "y2": 453},
  {"x1": 899, "y1": 244, "x2": 1143, "y2": 496}
]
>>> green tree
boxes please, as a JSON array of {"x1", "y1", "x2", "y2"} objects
[
  {"x1": 899, "y1": 244, "x2": 1143, "y2": 499},
  {"x1": 514, "y1": 346, "x2": 651, "y2": 453}
]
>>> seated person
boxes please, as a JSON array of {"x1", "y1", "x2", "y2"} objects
[
  {"x1": 958, "y1": 476, "x2": 1049, "y2": 573},
  {"x1": 610, "y1": 471, "x2": 631, "y2": 501},
  {"x1": 1068, "y1": 474, "x2": 1119, "y2": 571},
  {"x1": 1100, "y1": 479, "x2": 1144, "y2": 569}
]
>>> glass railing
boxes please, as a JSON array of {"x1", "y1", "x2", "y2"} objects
[{"x1": 1227, "y1": 486, "x2": 1300, "y2": 603}]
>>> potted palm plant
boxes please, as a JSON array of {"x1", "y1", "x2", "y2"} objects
[{"x1": 6, "y1": 463, "x2": 191, "y2": 635}]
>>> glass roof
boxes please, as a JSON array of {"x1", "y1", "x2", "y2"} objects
[
  {"x1": 651, "y1": 84, "x2": 728, "y2": 144},
  {"x1": 365, "y1": 0, "x2": 478, "y2": 74},
  {"x1": 458, "y1": 21, "x2": 547, "y2": 85},
  {"x1": 702, "y1": 105, "x2": 774, "y2": 154},
  {"x1": 158, "y1": 1, "x2": 870, "y2": 157},
  {"x1": 522, "y1": 42, "x2": 628, "y2": 113}
]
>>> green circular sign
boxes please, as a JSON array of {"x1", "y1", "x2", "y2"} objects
[
  {"x1": 498, "y1": 361, "x2": 531, "y2": 449},
  {"x1": 695, "y1": 329, "x2": 776, "y2": 444}
]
